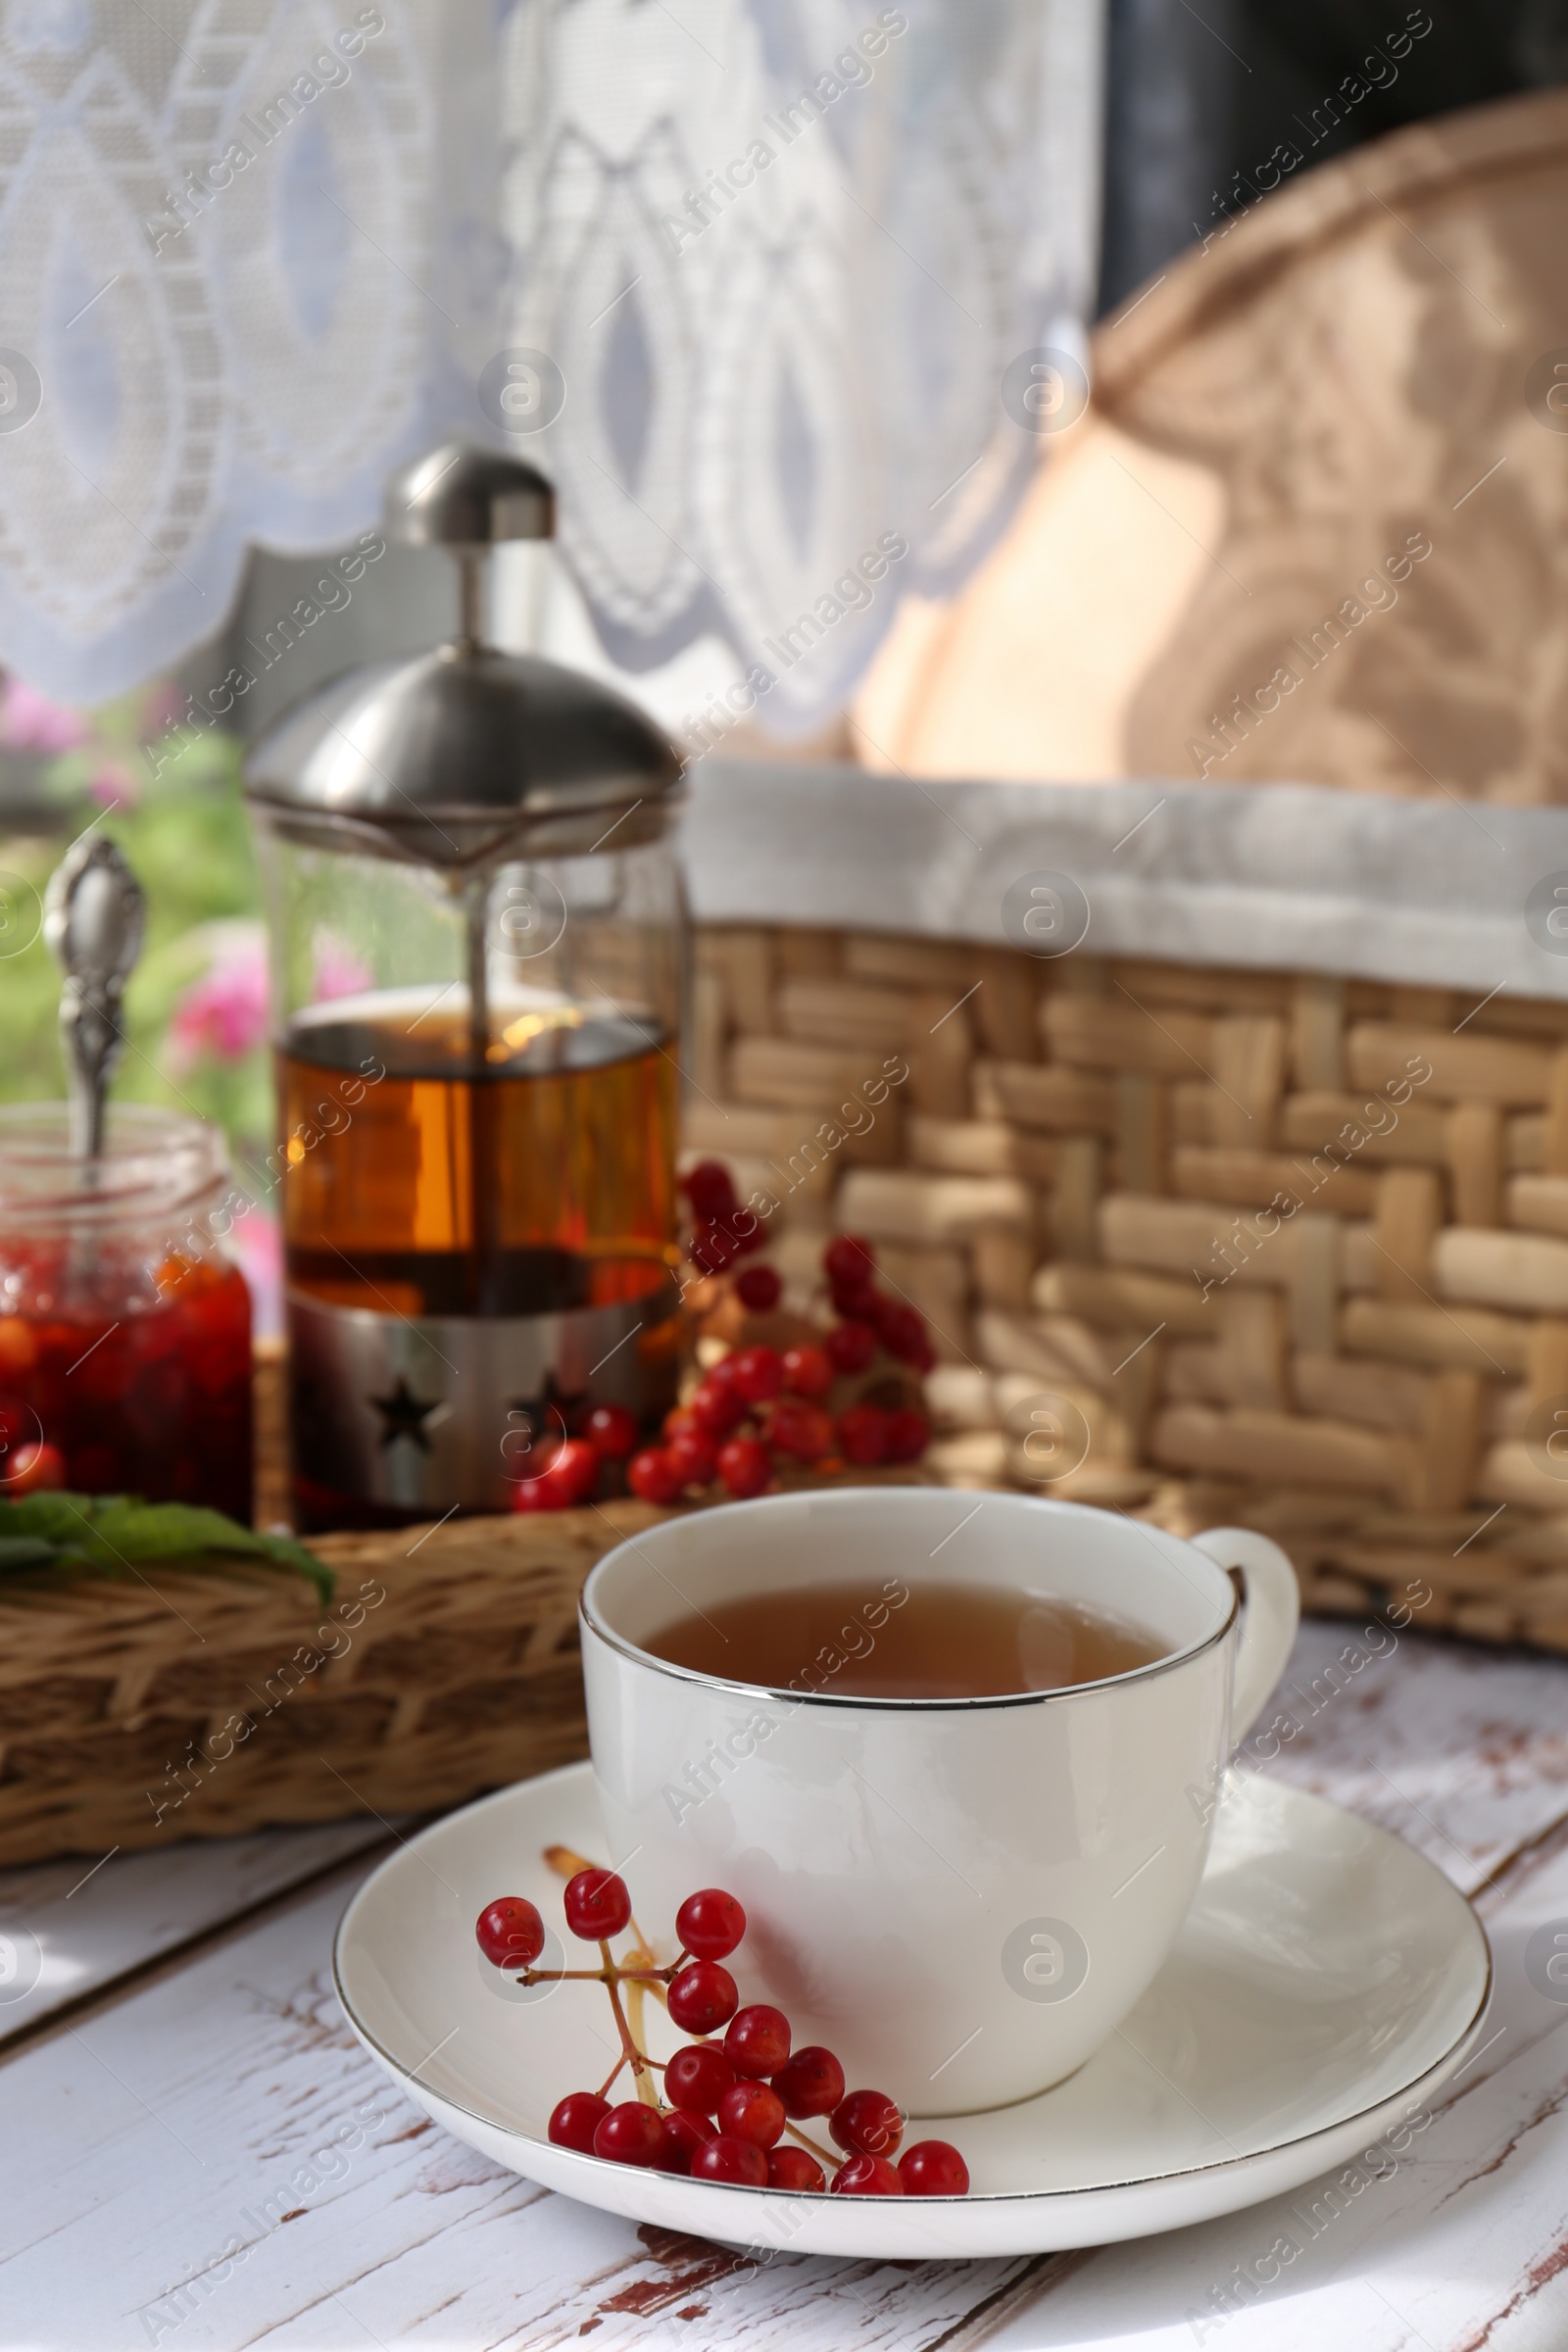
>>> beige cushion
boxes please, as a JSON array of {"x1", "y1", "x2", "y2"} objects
[{"x1": 855, "y1": 88, "x2": 1568, "y2": 805}]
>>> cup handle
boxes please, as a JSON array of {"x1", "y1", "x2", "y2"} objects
[{"x1": 1189, "y1": 1527, "x2": 1300, "y2": 1742}]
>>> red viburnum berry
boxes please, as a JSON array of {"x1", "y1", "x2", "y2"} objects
[
  {"x1": 666, "y1": 1959, "x2": 739, "y2": 2035},
  {"x1": 690, "y1": 1376, "x2": 747, "y2": 1439},
  {"x1": 664, "y1": 2042, "x2": 737, "y2": 2115},
  {"x1": 627, "y1": 1446, "x2": 683, "y2": 1505},
  {"x1": 511, "y1": 1472, "x2": 568, "y2": 1514},
  {"x1": 830, "y1": 2087, "x2": 904, "y2": 2158},
  {"x1": 675, "y1": 1886, "x2": 747, "y2": 1960},
  {"x1": 824, "y1": 1319, "x2": 878, "y2": 1376},
  {"x1": 548, "y1": 2091, "x2": 610, "y2": 2153},
  {"x1": 768, "y1": 1396, "x2": 834, "y2": 1463},
  {"x1": 690, "y1": 2133, "x2": 768, "y2": 2185},
  {"x1": 831, "y1": 2151, "x2": 904, "y2": 2195},
  {"x1": 836, "y1": 1402, "x2": 890, "y2": 1465},
  {"x1": 540, "y1": 1437, "x2": 599, "y2": 1505},
  {"x1": 823, "y1": 1234, "x2": 876, "y2": 1289},
  {"x1": 653, "y1": 2109, "x2": 716, "y2": 2173},
  {"x1": 725, "y1": 2003, "x2": 791, "y2": 2079},
  {"x1": 717, "y1": 1436, "x2": 771, "y2": 1497},
  {"x1": 881, "y1": 1407, "x2": 930, "y2": 1463},
  {"x1": 830, "y1": 1282, "x2": 877, "y2": 1323},
  {"x1": 717, "y1": 2080, "x2": 786, "y2": 2148},
  {"x1": 730, "y1": 1344, "x2": 783, "y2": 1403},
  {"x1": 767, "y1": 2145, "x2": 826, "y2": 2192},
  {"x1": 780, "y1": 1342, "x2": 833, "y2": 1398},
  {"x1": 770, "y1": 2044, "x2": 845, "y2": 2119},
  {"x1": 734, "y1": 1264, "x2": 782, "y2": 1311},
  {"x1": 6, "y1": 1441, "x2": 64, "y2": 1494},
  {"x1": 593, "y1": 2101, "x2": 665, "y2": 2166},
  {"x1": 474, "y1": 1896, "x2": 545, "y2": 1971},
  {"x1": 666, "y1": 1428, "x2": 717, "y2": 1488},
  {"x1": 898, "y1": 2139, "x2": 970, "y2": 2194},
  {"x1": 683, "y1": 1159, "x2": 738, "y2": 1221},
  {"x1": 563, "y1": 1868, "x2": 631, "y2": 1941},
  {"x1": 584, "y1": 1402, "x2": 639, "y2": 1459},
  {"x1": 875, "y1": 1300, "x2": 931, "y2": 1364}
]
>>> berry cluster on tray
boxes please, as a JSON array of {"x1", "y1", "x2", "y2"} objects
[
  {"x1": 510, "y1": 1158, "x2": 933, "y2": 1513},
  {"x1": 476, "y1": 1867, "x2": 968, "y2": 2196}
]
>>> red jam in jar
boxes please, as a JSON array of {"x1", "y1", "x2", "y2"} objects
[{"x1": 0, "y1": 1106, "x2": 252, "y2": 1518}]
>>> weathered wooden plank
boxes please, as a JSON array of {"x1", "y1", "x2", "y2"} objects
[
  {"x1": 1257, "y1": 1617, "x2": 1568, "y2": 1895},
  {"x1": 980, "y1": 2017, "x2": 1568, "y2": 2348},
  {"x1": 7, "y1": 1624, "x2": 1568, "y2": 2350},
  {"x1": 0, "y1": 1817, "x2": 388, "y2": 2046}
]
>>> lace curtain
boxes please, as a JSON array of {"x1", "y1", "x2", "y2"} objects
[{"x1": 0, "y1": 0, "x2": 1102, "y2": 728}]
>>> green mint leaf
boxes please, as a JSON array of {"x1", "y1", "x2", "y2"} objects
[
  {"x1": 0, "y1": 1494, "x2": 332, "y2": 1601},
  {"x1": 0, "y1": 1537, "x2": 61, "y2": 1569}
]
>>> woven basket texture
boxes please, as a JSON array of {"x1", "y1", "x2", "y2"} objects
[
  {"x1": 691, "y1": 924, "x2": 1568, "y2": 1654},
  {"x1": 0, "y1": 1503, "x2": 629, "y2": 1865}
]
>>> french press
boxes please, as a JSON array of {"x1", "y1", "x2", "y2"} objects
[{"x1": 244, "y1": 444, "x2": 686, "y2": 1528}]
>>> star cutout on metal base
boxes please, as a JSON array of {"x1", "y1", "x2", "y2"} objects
[
  {"x1": 370, "y1": 1375, "x2": 443, "y2": 1452},
  {"x1": 507, "y1": 1368, "x2": 587, "y2": 1442},
  {"x1": 501, "y1": 1369, "x2": 590, "y2": 1481}
]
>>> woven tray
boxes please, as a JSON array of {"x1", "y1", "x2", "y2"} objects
[
  {"x1": 0, "y1": 1504, "x2": 632, "y2": 1866},
  {"x1": 0, "y1": 1464, "x2": 934, "y2": 1867},
  {"x1": 691, "y1": 923, "x2": 1568, "y2": 1655}
]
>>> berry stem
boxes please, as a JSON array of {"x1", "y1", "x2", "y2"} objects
[
  {"x1": 591, "y1": 2050, "x2": 668, "y2": 2100},
  {"x1": 623, "y1": 1939, "x2": 672, "y2": 2015},
  {"x1": 620, "y1": 1941, "x2": 660, "y2": 2065},
  {"x1": 514, "y1": 1964, "x2": 675, "y2": 1986},
  {"x1": 782, "y1": 2119, "x2": 838, "y2": 2168},
  {"x1": 601, "y1": 1938, "x2": 662, "y2": 2109},
  {"x1": 595, "y1": 2052, "x2": 628, "y2": 2101}
]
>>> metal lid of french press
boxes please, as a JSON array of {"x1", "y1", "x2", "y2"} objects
[{"x1": 242, "y1": 441, "x2": 684, "y2": 867}]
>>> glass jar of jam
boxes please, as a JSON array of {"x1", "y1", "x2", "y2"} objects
[{"x1": 0, "y1": 1104, "x2": 253, "y2": 1516}]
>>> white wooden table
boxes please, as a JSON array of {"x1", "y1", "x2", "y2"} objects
[{"x1": 6, "y1": 1617, "x2": 1568, "y2": 2350}]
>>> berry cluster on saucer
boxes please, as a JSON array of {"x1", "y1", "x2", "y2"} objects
[
  {"x1": 510, "y1": 1156, "x2": 933, "y2": 1512},
  {"x1": 475, "y1": 1869, "x2": 968, "y2": 2197}
]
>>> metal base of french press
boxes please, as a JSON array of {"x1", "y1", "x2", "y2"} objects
[{"x1": 286, "y1": 1281, "x2": 681, "y2": 1521}]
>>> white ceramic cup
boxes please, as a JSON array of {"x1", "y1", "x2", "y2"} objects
[{"x1": 581, "y1": 1489, "x2": 1298, "y2": 2115}]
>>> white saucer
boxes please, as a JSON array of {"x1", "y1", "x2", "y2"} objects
[{"x1": 333, "y1": 1759, "x2": 1491, "y2": 2258}]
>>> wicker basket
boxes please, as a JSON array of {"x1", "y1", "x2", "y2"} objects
[
  {"x1": 0, "y1": 1465, "x2": 932, "y2": 1866},
  {"x1": 690, "y1": 921, "x2": 1568, "y2": 1654},
  {"x1": 0, "y1": 1505, "x2": 626, "y2": 1866}
]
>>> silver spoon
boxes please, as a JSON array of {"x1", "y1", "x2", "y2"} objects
[{"x1": 44, "y1": 835, "x2": 145, "y2": 1163}]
